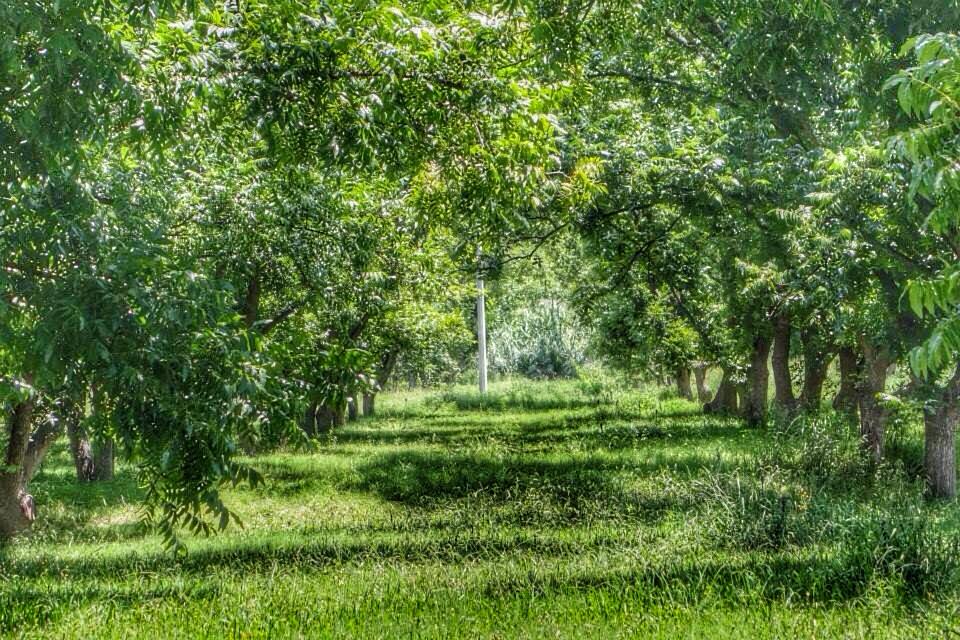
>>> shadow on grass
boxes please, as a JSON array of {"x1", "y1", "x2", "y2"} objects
[
  {"x1": 347, "y1": 448, "x2": 731, "y2": 507},
  {"x1": 0, "y1": 534, "x2": 933, "y2": 629},
  {"x1": 24, "y1": 452, "x2": 147, "y2": 543},
  {"x1": 328, "y1": 413, "x2": 745, "y2": 451}
]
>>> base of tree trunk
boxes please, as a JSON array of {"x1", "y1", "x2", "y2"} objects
[
  {"x1": 0, "y1": 477, "x2": 34, "y2": 540},
  {"x1": 704, "y1": 369, "x2": 738, "y2": 414},
  {"x1": 925, "y1": 412, "x2": 956, "y2": 498}
]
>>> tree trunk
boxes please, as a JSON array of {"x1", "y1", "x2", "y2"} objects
[
  {"x1": 315, "y1": 404, "x2": 346, "y2": 434},
  {"x1": 833, "y1": 346, "x2": 859, "y2": 415},
  {"x1": 362, "y1": 393, "x2": 376, "y2": 417},
  {"x1": 0, "y1": 477, "x2": 34, "y2": 541},
  {"x1": 705, "y1": 368, "x2": 738, "y2": 414},
  {"x1": 92, "y1": 439, "x2": 115, "y2": 482},
  {"x1": 771, "y1": 314, "x2": 796, "y2": 411},
  {"x1": 0, "y1": 397, "x2": 37, "y2": 540},
  {"x1": 303, "y1": 402, "x2": 319, "y2": 437},
  {"x1": 675, "y1": 367, "x2": 694, "y2": 400},
  {"x1": 347, "y1": 398, "x2": 359, "y2": 421},
  {"x1": 799, "y1": 329, "x2": 831, "y2": 411},
  {"x1": 693, "y1": 365, "x2": 711, "y2": 404},
  {"x1": 741, "y1": 334, "x2": 772, "y2": 426},
  {"x1": 242, "y1": 274, "x2": 260, "y2": 329},
  {"x1": 362, "y1": 350, "x2": 398, "y2": 419},
  {"x1": 21, "y1": 420, "x2": 62, "y2": 483},
  {"x1": 856, "y1": 339, "x2": 890, "y2": 462},
  {"x1": 67, "y1": 421, "x2": 96, "y2": 482},
  {"x1": 924, "y1": 364, "x2": 960, "y2": 498}
]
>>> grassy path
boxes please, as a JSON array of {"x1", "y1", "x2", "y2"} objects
[{"x1": 2, "y1": 380, "x2": 958, "y2": 638}]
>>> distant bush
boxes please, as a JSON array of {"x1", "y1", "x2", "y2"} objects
[
  {"x1": 439, "y1": 378, "x2": 613, "y2": 412},
  {"x1": 488, "y1": 300, "x2": 588, "y2": 380}
]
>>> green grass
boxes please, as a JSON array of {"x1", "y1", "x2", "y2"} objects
[{"x1": 3, "y1": 378, "x2": 960, "y2": 638}]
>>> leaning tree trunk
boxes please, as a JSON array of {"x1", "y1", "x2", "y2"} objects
[
  {"x1": 799, "y1": 329, "x2": 832, "y2": 411},
  {"x1": 856, "y1": 340, "x2": 890, "y2": 463},
  {"x1": 20, "y1": 420, "x2": 63, "y2": 485},
  {"x1": 693, "y1": 365, "x2": 711, "y2": 404},
  {"x1": 0, "y1": 397, "x2": 37, "y2": 540},
  {"x1": 833, "y1": 346, "x2": 859, "y2": 416},
  {"x1": 924, "y1": 364, "x2": 960, "y2": 498},
  {"x1": 705, "y1": 368, "x2": 738, "y2": 414},
  {"x1": 771, "y1": 314, "x2": 796, "y2": 411},
  {"x1": 675, "y1": 367, "x2": 694, "y2": 400},
  {"x1": 741, "y1": 334, "x2": 772, "y2": 426}
]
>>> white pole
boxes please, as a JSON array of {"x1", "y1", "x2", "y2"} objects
[{"x1": 477, "y1": 266, "x2": 488, "y2": 394}]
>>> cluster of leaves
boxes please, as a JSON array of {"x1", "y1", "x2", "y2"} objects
[{"x1": 0, "y1": 0, "x2": 597, "y2": 545}]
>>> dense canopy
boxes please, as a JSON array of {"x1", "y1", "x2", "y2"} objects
[{"x1": 5, "y1": 2, "x2": 960, "y2": 634}]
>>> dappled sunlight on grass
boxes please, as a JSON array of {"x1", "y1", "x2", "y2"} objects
[{"x1": 3, "y1": 381, "x2": 960, "y2": 638}]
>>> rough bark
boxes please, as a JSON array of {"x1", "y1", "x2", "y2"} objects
[
  {"x1": 741, "y1": 334, "x2": 772, "y2": 426},
  {"x1": 924, "y1": 364, "x2": 960, "y2": 499},
  {"x1": 4, "y1": 399, "x2": 35, "y2": 470},
  {"x1": 833, "y1": 346, "x2": 859, "y2": 416},
  {"x1": 67, "y1": 421, "x2": 96, "y2": 482},
  {"x1": 704, "y1": 368, "x2": 738, "y2": 414},
  {"x1": 21, "y1": 420, "x2": 63, "y2": 483},
  {"x1": 693, "y1": 365, "x2": 711, "y2": 404},
  {"x1": 0, "y1": 397, "x2": 37, "y2": 539},
  {"x1": 0, "y1": 478, "x2": 34, "y2": 540},
  {"x1": 856, "y1": 340, "x2": 890, "y2": 462},
  {"x1": 771, "y1": 314, "x2": 796, "y2": 411},
  {"x1": 92, "y1": 439, "x2": 115, "y2": 482},
  {"x1": 799, "y1": 329, "x2": 831, "y2": 411},
  {"x1": 675, "y1": 367, "x2": 694, "y2": 400}
]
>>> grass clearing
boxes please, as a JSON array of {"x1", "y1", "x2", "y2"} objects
[{"x1": 2, "y1": 379, "x2": 960, "y2": 638}]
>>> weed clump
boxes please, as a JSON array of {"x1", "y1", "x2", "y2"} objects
[{"x1": 693, "y1": 468, "x2": 807, "y2": 551}]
